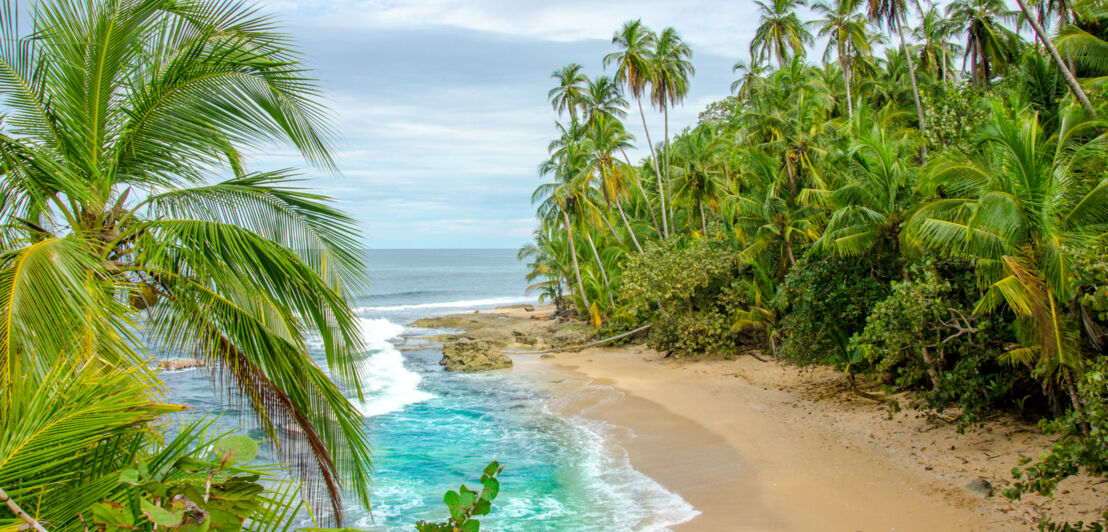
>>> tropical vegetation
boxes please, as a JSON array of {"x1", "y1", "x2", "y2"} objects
[{"x1": 526, "y1": 4, "x2": 1108, "y2": 526}]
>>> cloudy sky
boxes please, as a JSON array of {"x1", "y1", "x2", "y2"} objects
[{"x1": 253, "y1": 1, "x2": 761, "y2": 248}]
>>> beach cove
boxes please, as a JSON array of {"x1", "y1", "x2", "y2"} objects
[{"x1": 417, "y1": 306, "x2": 1108, "y2": 531}]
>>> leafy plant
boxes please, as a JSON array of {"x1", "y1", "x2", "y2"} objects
[{"x1": 415, "y1": 462, "x2": 504, "y2": 532}]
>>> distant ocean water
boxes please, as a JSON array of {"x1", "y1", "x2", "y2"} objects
[{"x1": 161, "y1": 249, "x2": 697, "y2": 531}]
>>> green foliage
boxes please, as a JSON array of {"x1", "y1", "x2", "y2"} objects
[
  {"x1": 55, "y1": 422, "x2": 306, "y2": 532},
  {"x1": 619, "y1": 238, "x2": 749, "y2": 355},
  {"x1": 850, "y1": 262, "x2": 1025, "y2": 425},
  {"x1": 1006, "y1": 358, "x2": 1108, "y2": 504},
  {"x1": 777, "y1": 252, "x2": 898, "y2": 368},
  {"x1": 415, "y1": 462, "x2": 504, "y2": 532},
  {"x1": 920, "y1": 82, "x2": 988, "y2": 153}
]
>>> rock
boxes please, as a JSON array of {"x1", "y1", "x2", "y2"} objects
[
  {"x1": 512, "y1": 329, "x2": 537, "y2": 346},
  {"x1": 440, "y1": 339, "x2": 512, "y2": 372},
  {"x1": 964, "y1": 478, "x2": 994, "y2": 498},
  {"x1": 550, "y1": 327, "x2": 590, "y2": 347},
  {"x1": 157, "y1": 358, "x2": 206, "y2": 371}
]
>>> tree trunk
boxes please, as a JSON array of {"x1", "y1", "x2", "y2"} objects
[
  {"x1": 663, "y1": 104, "x2": 674, "y2": 236},
  {"x1": 584, "y1": 230, "x2": 615, "y2": 308},
  {"x1": 637, "y1": 98, "x2": 669, "y2": 237},
  {"x1": 616, "y1": 199, "x2": 644, "y2": 253},
  {"x1": 921, "y1": 344, "x2": 943, "y2": 391},
  {"x1": 898, "y1": 22, "x2": 928, "y2": 140},
  {"x1": 1015, "y1": 0, "x2": 1098, "y2": 116},
  {"x1": 620, "y1": 148, "x2": 663, "y2": 238},
  {"x1": 563, "y1": 209, "x2": 591, "y2": 312},
  {"x1": 699, "y1": 200, "x2": 708, "y2": 235},
  {"x1": 839, "y1": 49, "x2": 854, "y2": 124}
]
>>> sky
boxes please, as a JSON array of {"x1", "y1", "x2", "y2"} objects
[{"x1": 251, "y1": 1, "x2": 763, "y2": 249}]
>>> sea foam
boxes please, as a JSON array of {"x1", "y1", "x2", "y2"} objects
[
  {"x1": 356, "y1": 296, "x2": 536, "y2": 312},
  {"x1": 353, "y1": 317, "x2": 435, "y2": 418}
]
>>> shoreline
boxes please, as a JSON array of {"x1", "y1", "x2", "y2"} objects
[{"x1": 415, "y1": 305, "x2": 1106, "y2": 530}]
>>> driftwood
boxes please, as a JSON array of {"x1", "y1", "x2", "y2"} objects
[{"x1": 503, "y1": 324, "x2": 652, "y2": 355}]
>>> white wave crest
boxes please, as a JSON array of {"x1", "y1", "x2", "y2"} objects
[
  {"x1": 356, "y1": 296, "x2": 536, "y2": 313},
  {"x1": 353, "y1": 317, "x2": 435, "y2": 417}
]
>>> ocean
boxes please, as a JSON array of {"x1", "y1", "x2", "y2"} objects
[{"x1": 160, "y1": 249, "x2": 697, "y2": 531}]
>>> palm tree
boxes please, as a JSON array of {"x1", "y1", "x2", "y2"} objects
[
  {"x1": 1017, "y1": 0, "x2": 1097, "y2": 115},
  {"x1": 651, "y1": 26, "x2": 696, "y2": 232},
  {"x1": 0, "y1": 0, "x2": 370, "y2": 521},
  {"x1": 731, "y1": 60, "x2": 768, "y2": 100},
  {"x1": 906, "y1": 106, "x2": 1108, "y2": 405},
  {"x1": 549, "y1": 63, "x2": 590, "y2": 121},
  {"x1": 582, "y1": 75, "x2": 629, "y2": 124},
  {"x1": 605, "y1": 20, "x2": 671, "y2": 237},
  {"x1": 671, "y1": 125, "x2": 725, "y2": 235},
  {"x1": 811, "y1": 0, "x2": 873, "y2": 122},
  {"x1": 816, "y1": 125, "x2": 914, "y2": 256},
  {"x1": 914, "y1": 6, "x2": 962, "y2": 82},
  {"x1": 751, "y1": 0, "x2": 814, "y2": 68},
  {"x1": 946, "y1": 0, "x2": 1019, "y2": 87},
  {"x1": 584, "y1": 115, "x2": 645, "y2": 252},
  {"x1": 867, "y1": 0, "x2": 929, "y2": 138}
]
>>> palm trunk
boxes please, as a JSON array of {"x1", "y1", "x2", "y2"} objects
[
  {"x1": 663, "y1": 104, "x2": 674, "y2": 235},
  {"x1": 699, "y1": 200, "x2": 708, "y2": 235},
  {"x1": 584, "y1": 231, "x2": 615, "y2": 308},
  {"x1": 620, "y1": 148, "x2": 663, "y2": 238},
  {"x1": 897, "y1": 22, "x2": 928, "y2": 140},
  {"x1": 562, "y1": 209, "x2": 591, "y2": 312},
  {"x1": 616, "y1": 199, "x2": 644, "y2": 252},
  {"x1": 598, "y1": 208, "x2": 621, "y2": 242},
  {"x1": 638, "y1": 97, "x2": 669, "y2": 237},
  {"x1": 1015, "y1": 0, "x2": 1098, "y2": 116},
  {"x1": 839, "y1": 52, "x2": 854, "y2": 124}
]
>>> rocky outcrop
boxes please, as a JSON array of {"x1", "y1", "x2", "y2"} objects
[
  {"x1": 440, "y1": 339, "x2": 512, "y2": 372},
  {"x1": 157, "y1": 358, "x2": 206, "y2": 371}
]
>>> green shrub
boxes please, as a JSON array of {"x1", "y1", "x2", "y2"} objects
[
  {"x1": 776, "y1": 252, "x2": 898, "y2": 368},
  {"x1": 850, "y1": 263, "x2": 1024, "y2": 425},
  {"x1": 1004, "y1": 358, "x2": 1108, "y2": 530},
  {"x1": 618, "y1": 238, "x2": 748, "y2": 356}
]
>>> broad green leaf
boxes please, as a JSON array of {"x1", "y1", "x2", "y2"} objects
[
  {"x1": 141, "y1": 499, "x2": 186, "y2": 527},
  {"x1": 211, "y1": 435, "x2": 258, "y2": 465}
]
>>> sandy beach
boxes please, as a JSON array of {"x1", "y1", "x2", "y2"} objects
[{"x1": 418, "y1": 306, "x2": 1107, "y2": 531}]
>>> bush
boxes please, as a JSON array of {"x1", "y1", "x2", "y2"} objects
[
  {"x1": 618, "y1": 238, "x2": 747, "y2": 356},
  {"x1": 850, "y1": 262, "x2": 1025, "y2": 425},
  {"x1": 776, "y1": 252, "x2": 898, "y2": 368},
  {"x1": 1005, "y1": 358, "x2": 1108, "y2": 529}
]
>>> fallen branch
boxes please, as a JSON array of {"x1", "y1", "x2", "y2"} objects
[
  {"x1": 503, "y1": 324, "x2": 652, "y2": 355},
  {"x1": 0, "y1": 486, "x2": 48, "y2": 532}
]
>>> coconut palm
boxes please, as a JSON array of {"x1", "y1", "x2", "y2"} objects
[
  {"x1": 946, "y1": 0, "x2": 1019, "y2": 87},
  {"x1": 914, "y1": 6, "x2": 962, "y2": 82},
  {"x1": 816, "y1": 125, "x2": 915, "y2": 256},
  {"x1": 906, "y1": 105, "x2": 1108, "y2": 399},
  {"x1": 549, "y1": 63, "x2": 590, "y2": 121},
  {"x1": 671, "y1": 124, "x2": 725, "y2": 235},
  {"x1": 651, "y1": 26, "x2": 696, "y2": 230},
  {"x1": 811, "y1": 0, "x2": 873, "y2": 121},
  {"x1": 584, "y1": 115, "x2": 646, "y2": 252},
  {"x1": 582, "y1": 75, "x2": 629, "y2": 124},
  {"x1": 605, "y1": 20, "x2": 671, "y2": 237},
  {"x1": 866, "y1": 0, "x2": 929, "y2": 137},
  {"x1": 0, "y1": 0, "x2": 371, "y2": 521},
  {"x1": 750, "y1": 0, "x2": 814, "y2": 68},
  {"x1": 731, "y1": 60, "x2": 768, "y2": 100},
  {"x1": 1017, "y1": 0, "x2": 1097, "y2": 115}
]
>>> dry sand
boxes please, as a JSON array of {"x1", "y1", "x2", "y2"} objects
[{"x1": 432, "y1": 306, "x2": 1107, "y2": 531}]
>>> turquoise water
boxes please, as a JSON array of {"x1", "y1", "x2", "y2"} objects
[{"x1": 161, "y1": 249, "x2": 696, "y2": 530}]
